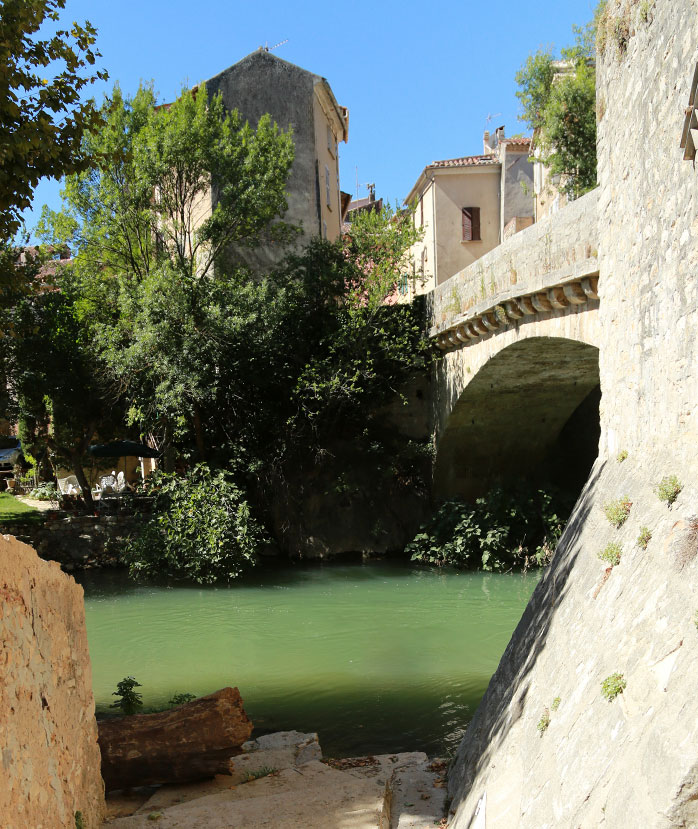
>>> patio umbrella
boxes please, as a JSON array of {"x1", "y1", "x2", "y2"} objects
[{"x1": 87, "y1": 441, "x2": 160, "y2": 458}]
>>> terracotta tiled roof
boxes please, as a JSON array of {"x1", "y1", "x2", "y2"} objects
[
  {"x1": 500, "y1": 137, "x2": 531, "y2": 147},
  {"x1": 427, "y1": 154, "x2": 500, "y2": 170}
]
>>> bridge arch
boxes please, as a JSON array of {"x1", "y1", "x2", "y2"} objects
[{"x1": 434, "y1": 334, "x2": 600, "y2": 500}]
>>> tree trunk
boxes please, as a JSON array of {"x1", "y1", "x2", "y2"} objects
[
  {"x1": 97, "y1": 687, "x2": 253, "y2": 791},
  {"x1": 71, "y1": 456, "x2": 93, "y2": 511}
]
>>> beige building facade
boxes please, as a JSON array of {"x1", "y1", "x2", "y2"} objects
[
  {"x1": 205, "y1": 50, "x2": 349, "y2": 271},
  {"x1": 403, "y1": 128, "x2": 533, "y2": 299}
]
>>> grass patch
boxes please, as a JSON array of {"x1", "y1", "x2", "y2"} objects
[
  {"x1": 246, "y1": 766, "x2": 277, "y2": 781},
  {"x1": 0, "y1": 492, "x2": 44, "y2": 528}
]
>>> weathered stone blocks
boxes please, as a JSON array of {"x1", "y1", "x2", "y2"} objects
[{"x1": 0, "y1": 534, "x2": 104, "y2": 828}]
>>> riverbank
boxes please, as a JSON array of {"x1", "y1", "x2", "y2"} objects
[{"x1": 103, "y1": 729, "x2": 449, "y2": 828}]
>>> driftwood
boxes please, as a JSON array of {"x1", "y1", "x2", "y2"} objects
[{"x1": 97, "y1": 687, "x2": 253, "y2": 791}]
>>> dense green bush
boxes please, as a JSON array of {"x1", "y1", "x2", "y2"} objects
[
  {"x1": 124, "y1": 465, "x2": 265, "y2": 583},
  {"x1": 406, "y1": 484, "x2": 571, "y2": 571}
]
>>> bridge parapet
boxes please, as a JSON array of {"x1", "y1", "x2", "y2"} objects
[{"x1": 431, "y1": 188, "x2": 599, "y2": 350}]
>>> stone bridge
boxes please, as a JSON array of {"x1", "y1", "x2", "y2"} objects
[{"x1": 429, "y1": 189, "x2": 601, "y2": 499}]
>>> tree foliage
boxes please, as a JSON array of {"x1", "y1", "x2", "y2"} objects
[
  {"x1": 406, "y1": 484, "x2": 572, "y2": 571},
  {"x1": 516, "y1": 19, "x2": 597, "y2": 198},
  {"x1": 39, "y1": 83, "x2": 295, "y2": 280},
  {"x1": 4, "y1": 268, "x2": 120, "y2": 506},
  {"x1": 0, "y1": 0, "x2": 107, "y2": 243},
  {"x1": 124, "y1": 465, "x2": 265, "y2": 583}
]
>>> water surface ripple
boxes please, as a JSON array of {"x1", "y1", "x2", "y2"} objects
[{"x1": 79, "y1": 561, "x2": 538, "y2": 757}]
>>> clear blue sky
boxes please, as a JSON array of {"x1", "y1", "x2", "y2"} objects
[{"x1": 24, "y1": 0, "x2": 597, "y2": 231}]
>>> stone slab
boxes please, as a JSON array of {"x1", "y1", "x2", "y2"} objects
[{"x1": 105, "y1": 761, "x2": 387, "y2": 828}]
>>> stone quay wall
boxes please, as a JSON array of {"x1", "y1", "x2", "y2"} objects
[
  {"x1": 447, "y1": 1, "x2": 698, "y2": 826},
  {"x1": 0, "y1": 534, "x2": 104, "y2": 828}
]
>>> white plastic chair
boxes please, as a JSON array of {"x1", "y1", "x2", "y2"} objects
[{"x1": 57, "y1": 475, "x2": 80, "y2": 496}]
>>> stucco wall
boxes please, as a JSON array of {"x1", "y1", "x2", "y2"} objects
[
  {"x1": 312, "y1": 91, "x2": 342, "y2": 241},
  {"x1": 205, "y1": 51, "x2": 320, "y2": 270},
  {"x1": 500, "y1": 145, "x2": 534, "y2": 231},
  {"x1": 0, "y1": 534, "x2": 104, "y2": 828},
  {"x1": 434, "y1": 168, "x2": 500, "y2": 286},
  {"x1": 446, "y1": 2, "x2": 698, "y2": 826}
]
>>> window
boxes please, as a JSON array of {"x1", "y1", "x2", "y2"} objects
[
  {"x1": 398, "y1": 275, "x2": 409, "y2": 295},
  {"x1": 325, "y1": 165, "x2": 331, "y2": 208},
  {"x1": 327, "y1": 124, "x2": 335, "y2": 156},
  {"x1": 323, "y1": 220, "x2": 327, "y2": 239},
  {"x1": 420, "y1": 198, "x2": 424, "y2": 227},
  {"x1": 462, "y1": 207, "x2": 481, "y2": 241}
]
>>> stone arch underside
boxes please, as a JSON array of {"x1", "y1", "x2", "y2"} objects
[{"x1": 434, "y1": 337, "x2": 600, "y2": 500}]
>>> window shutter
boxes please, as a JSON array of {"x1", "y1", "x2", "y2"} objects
[
  {"x1": 325, "y1": 166, "x2": 331, "y2": 207},
  {"x1": 462, "y1": 207, "x2": 481, "y2": 241},
  {"x1": 462, "y1": 208, "x2": 472, "y2": 241},
  {"x1": 471, "y1": 207, "x2": 481, "y2": 240}
]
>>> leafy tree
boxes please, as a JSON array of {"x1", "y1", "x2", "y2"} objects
[
  {"x1": 39, "y1": 83, "x2": 295, "y2": 456},
  {"x1": 39, "y1": 83, "x2": 295, "y2": 279},
  {"x1": 124, "y1": 465, "x2": 265, "y2": 583},
  {"x1": 516, "y1": 19, "x2": 597, "y2": 198},
  {"x1": 5, "y1": 266, "x2": 121, "y2": 508},
  {"x1": 0, "y1": 0, "x2": 107, "y2": 244}
]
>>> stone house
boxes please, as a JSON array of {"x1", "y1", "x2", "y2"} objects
[
  {"x1": 203, "y1": 49, "x2": 349, "y2": 271},
  {"x1": 403, "y1": 127, "x2": 534, "y2": 298}
]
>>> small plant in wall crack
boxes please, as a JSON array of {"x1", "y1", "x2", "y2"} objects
[
  {"x1": 616, "y1": 449, "x2": 628, "y2": 463},
  {"x1": 655, "y1": 475, "x2": 682, "y2": 506},
  {"x1": 604, "y1": 496, "x2": 632, "y2": 528},
  {"x1": 693, "y1": 610, "x2": 698, "y2": 632},
  {"x1": 537, "y1": 708, "x2": 551, "y2": 736},
  {"x1": 637, "y1": 526, "x2": 652, "y2": 550},
  {"x1": 601, "y1": 672, "x2": 627, "y2": 702},
  {"x1": 598, "y1": 542, "x2": 623, "y2": 567},
  {"x1": 551, "y1": 696, "x2": 561, "y2": 712}
]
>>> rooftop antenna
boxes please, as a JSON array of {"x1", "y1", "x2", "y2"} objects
[
  {"x1": 484, "y1": 112, "x2": 502, "y2": 131},
  {"x1": 263, "y1": 38, "x2": 289, "y2": 52}
]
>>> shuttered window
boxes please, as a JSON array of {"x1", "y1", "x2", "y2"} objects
[
  {"x1": 462, "y1": 207, "x2": 481, "y2": 241},
  {"x1": 325, "y1": 165, "x2": 331, "y2": 208}
]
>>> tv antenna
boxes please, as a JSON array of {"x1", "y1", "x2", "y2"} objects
[
  {"x1": 484, "y1": 112, "x2": 502, "y2": 130},
  {"x1": 263, "y1": 38, "x2": 288, "y2": 52}
]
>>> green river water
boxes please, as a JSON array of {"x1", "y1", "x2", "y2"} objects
[{"x1": 78, "y1": 561, "x2": 538, "y2": 758}]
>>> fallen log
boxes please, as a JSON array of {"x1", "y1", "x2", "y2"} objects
[{"x1": 97, "y1": 687, "x2": 253, "y2": 791}]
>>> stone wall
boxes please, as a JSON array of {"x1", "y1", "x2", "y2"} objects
[
  {"x1": 10, "y1": 513, "x2": 139, "y2": 572},
  {"x1": 0, "y1": 534, "x2": 104, "y2": 828},
  {"x1": 431, "y1": 187, "x2": 598, "y2": 335},
  {"x1": 446, "y1": 1, "x2": 698, "y2": 825}
]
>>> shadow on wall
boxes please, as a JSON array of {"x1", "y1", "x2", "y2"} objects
[{"x1": 447, "y1": 459, "x2": 604, "y2": 809}]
